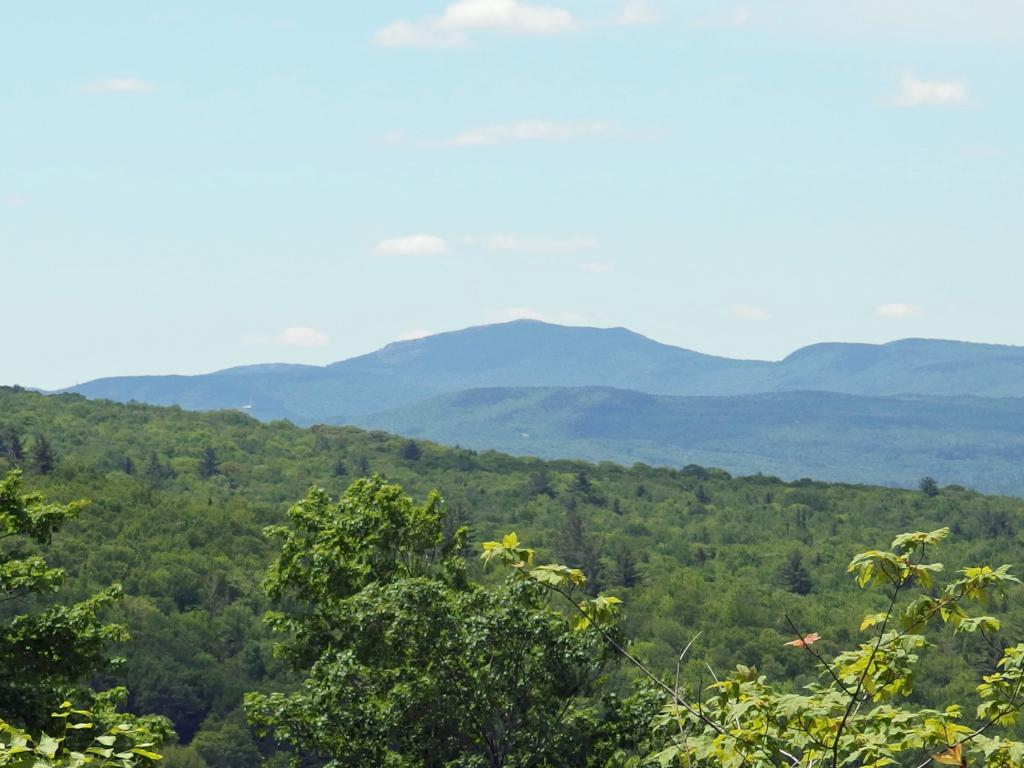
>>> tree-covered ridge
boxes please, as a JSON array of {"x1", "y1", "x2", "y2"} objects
[
  {"x1": 2, "y1": 387, "x2": 1024, "y2": 764},
  {"x1": 362, "y1": 386, "x2": 1024, "y2": 495},
  {"x1": 62, "y1": 321, "x2": 1024, "y2": 494}
]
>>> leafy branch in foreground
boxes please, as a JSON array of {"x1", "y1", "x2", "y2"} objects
[
  {"x1": 0, "y1": 701, "x2": 162, "y2": 768},
  {"x1": 484, "y1": 527, "x2": 1024, "y2": 767}
]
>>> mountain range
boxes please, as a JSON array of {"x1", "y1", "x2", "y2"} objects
[{"x1": 64, "y1": 320, "x2": 1024, "y2": 494}]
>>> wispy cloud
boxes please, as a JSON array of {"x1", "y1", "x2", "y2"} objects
[
  {"x1": 373, "y1": 20, "x2": 468, "y2": 47},
  {"x1": 730, "y1": 304, "x2": 771, "y2": 320},
  {"x1": 465, "y1": 234, "x2": 599, "y2": 253},
  {"x1": 875, "y1": 303, "x2": 924, "y2": 318},
  {"x1": 374, "y1": 0, "x2": 576, "y2": 47},
  {"x1": 2, "y1": 194, "x2": 25, "y2": 207},
  {"x1": 693, "y1": 7, "x2": 751, "y2": 28},
  {"x1": 279, "y1": 326, "x2": 330, "y2": 348},
  {"x1": 442, "y1": 120, "x2": 613, "y2": 147},
  {"x1": 579, "y1": 260, "x2": 615, "y2": 273},
  {"x1": 86, "y1": 77, "x2": 154, "y2": 94},
  {"x1": 890, "y1": 74, "x2": 968, "y2": 107},
  {"x1": 374, "y1": 234, "x2": 451, "y2": 256},
  {"x1": 378, "y1": 130, "x2": 405, "y2": 146},
  {"x1": 614, "y1": 0, "x2": 659, "y2": 26}
]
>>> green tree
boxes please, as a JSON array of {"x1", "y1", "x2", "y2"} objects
[
  {"x1": 919, "y1": 475, "x2": 940, "y2": 497},
  {"x1": 0, "y1": 470, "x2": 132, "y2": 730},
  {"x1": 245, "y1": 477, "x2": 626, "y2": 767},
  {"x1": 4, "y1": 430, "x2": 24, "y2": 463},
  {"x1": 142, "y1": 451, "x2": 175, "y2": 488},
  {"x1": 399, "y1": 438, "x2": 422, "y2": 461},
  {"x1": 527, "y1": 469, "x2": 555, "y2": 498},
  {"x1": 198, "y1": 447, "x2": 220, "y2": 479},
  {"x1": 189, "y1": 713, "x2": 260, "y2": 768},
  {"x1": 778, "y1": 550, "x2": 813, "y2": 595},
  {"x1": 30, "y1": 434, "x2": 56, "y2": 475}
]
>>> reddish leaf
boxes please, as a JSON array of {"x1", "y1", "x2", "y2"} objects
[{"x1": 783, "y1": 632, "x2": 821, "y2": 648}]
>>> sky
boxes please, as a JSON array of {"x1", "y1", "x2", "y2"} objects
[{"x1": 2, "y1": 1, "x2": 1022, "y2": 390}]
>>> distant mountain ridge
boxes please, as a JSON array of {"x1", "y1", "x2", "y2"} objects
[
  {"x1": 66, "y1": 320, "x2": 1024, "y2": 424},
  {"x1": 362, "y1": 387, "x2": 1024, "y2": 495}
]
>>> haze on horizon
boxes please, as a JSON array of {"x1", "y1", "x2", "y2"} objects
[{"x1": 3, "y1": 1, "x2": 1022, "y2": 390}]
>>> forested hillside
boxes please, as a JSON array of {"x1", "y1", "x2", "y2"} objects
[
  {"x1": 3, "y1": 386, "x2": 1024, "y2": 765},
  {"x1": 365, "y1": 386, "x2": 1024, "y2": 494}
]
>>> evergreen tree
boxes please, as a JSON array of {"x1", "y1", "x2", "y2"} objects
[
  {"x1": 919, "y1": 476, "x2": 939, "y2": 497},
  {"x1": 526, "y1": 470, "x2": 555, "y2": 498},
  {"x1": 558, "y1": 506, "x2": 603, "y2": 593},
  {"x1": 122, "y1": 455, "x2": 136, "y2": 475},
  {"x1": 331, "y1": 457, "x2": 347, "y2": 477},
  {"x1": 779, "y1": 550, "x2": 813, "y2": 595},
  {"x1": 399, "y1": 439, "x2": 422, "y2": 461},
  {"x1": 31, "y1": 434, "x2": 56, "y2": 475},
  {"x1": 607, "y1": 545, "x2": 642, "y2": 588},
  {"x1": 199, "y1": 446, "x2": 221, "y2": 478},
  {"x1": 143, "y1": 451, "x2": 174, "y2": 487},
  {"x1": 569, "y1": 470, "x2": 603, "y2": 505}
]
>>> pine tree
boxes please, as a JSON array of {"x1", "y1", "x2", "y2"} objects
[
  {"x1": 199, "y1": 447, "x2": 221, "y2": 479},
  {"x1": 31, "y1": 435, "x2": 56, "y2": 475},
  {"x1": 919, "y1": 476, "x2": 939, "y2": 497},
  {"x1": 779, "y1": 550, "x2": 813, "y2": 595}
]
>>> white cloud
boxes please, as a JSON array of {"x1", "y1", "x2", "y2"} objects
[
  {"x1": 730, "y1": 304, "x2": 771, "y2": 320},
  {"x1": 396, "y1": 328, "x2": 435, "y2": 341},
  {"x1": 378, "y1": 130, "x2": 405, "y2": 145},
  {"x1": 373, "y1": 20, "x2": 468, "y2": 47},
  {"x1": 86, "y1": 77, "x2": 154, "y2": 94},
  {"x1": 615, "y1": 1, "x2": 659, "y2": 26},
  {"x1": 374, "y1": 234, "x2": 451, "y2": 256},
  {"x1": 875, "y1": 303, "x2": 924, "y2": 318},
  {"x1": 375, "y1": 0, "x2": 575, "y2": 47},
  {"x1": 465, "y1": 234, "x2": 600, "y2": 252},
  {"x1": 2, "y1": 194, "x2": 25, "y2": 207},
  {"x1": 579, "y1": 260, "x2": 615, "y2": 272},
  {"x1": 693, "y1": 7, "x2": 751, "y2": 28},
  {"x1": 278, "y1": 326, "x2": 330, "y2": 348},
  {"x1": 891, "y1": 74, "x2": 968, "y2": 107},
  {"x1": 443, "y1": 120, "x2": 613, "y2": 147},
  {"x1": 438, "y1": 0, "x2": 576, "y2": 34}
]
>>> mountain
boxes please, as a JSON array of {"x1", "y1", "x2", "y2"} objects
[
  {"x1": 61, "y1": 320, "x2": 1024, "y2": 491},
  {"x1": 362, "y1": 387, "x2": 1024, "y2": 495},
  {"x1": 66, "y1": 320, "x2": 1024, "y2": 424}
]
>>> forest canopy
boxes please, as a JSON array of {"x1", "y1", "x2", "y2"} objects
[{"x1": 3, "y1": 387, "x2": 1024, "y2": 765}]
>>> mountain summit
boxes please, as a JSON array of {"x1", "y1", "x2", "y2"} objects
[{"x1": 67, "y1": 319, "x2": 1024, "y2": 424}]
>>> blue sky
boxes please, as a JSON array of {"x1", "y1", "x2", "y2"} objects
[{"x1": 3, "y1": 1, "x2": 1022, "y2": 389}]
